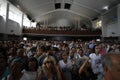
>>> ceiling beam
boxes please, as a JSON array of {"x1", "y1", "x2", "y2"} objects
[
  {"x1": 26, "y1": 2, "x2": 55, "y2": 11},
  {"x1": 73, "y1": 2, "x2": 101, "y2": 13},
  {"x1": 34, "y1": 9, "x2": 91, "y2": 20}
]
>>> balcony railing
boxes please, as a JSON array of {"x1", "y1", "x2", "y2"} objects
[{"x1": 22, "y1": 28, "x2": 101, "y2": 36}]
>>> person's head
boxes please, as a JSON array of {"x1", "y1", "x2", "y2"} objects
[
  {"x1": 102, "y1": 53, "x2": 120, "y2": 80},
  {"x1": 94, "y1": 45, "x2": 100, "y2": 54},
  {"x1": 92, "y1": 40, "x2": 95, "y2": 44},
  {"x1": 78, "y1": 49, "x2": 84, "y2": 56},
  {"x1": 27, "y1": 57, "x2": 38, "y2": 71},
  {"x1": 17, "y1": 48, "x2": 25, "y2": 58},
  {"x1": 42, "y1": 55, "x2": 56, "y2": 69},
  {"x1": 86, "y1": 48, "x2": 92, "y2": 53},
  {"x1": 9, "y1": 48, "x2": 17, "y2": 56},
  {"x1": 36, "y1": 46, "x2": 44, "y2": 57},
  {"x1": 49, "y1": 47, "x2": 56, "y2": 55},
  {"x1": 70, "y1": 47, "x2": 76, "y2": 53},
  {"x1": 76, "y1": 47, "x2": 82, "y2": 53},
  {"x1": 69, "y1": 47, "x2": 76, "y2": 57},
  {"x1": 61, "y1": 51, "x2": 68, "y2": 61},
  {"x1": 10, "y1": 58, "x2": 25, "y2": 75},
  {"x1": 39, "y1": 45, "x2": 46, "y2": 53},
  {"x1": 98, "y1": 43, "x2": 105, "y2": 49}
]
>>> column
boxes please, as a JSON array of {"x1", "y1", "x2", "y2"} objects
[
  {"x1": 20, "y1": 13, "x2": 24, "y2": 40},
  {"x1": 118, "y1": 4, "x2": 120, "y2": 41},
  {"x1": 4, "y1": 2, "x2": 9, "y2": 40},
  {"x1": 44, "y1": 18, "x2": 45, "y2": 27}
]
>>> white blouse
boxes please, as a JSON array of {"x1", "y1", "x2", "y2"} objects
[{"x1": 20, "y1": 70, "x2": 37, "y2": 80}]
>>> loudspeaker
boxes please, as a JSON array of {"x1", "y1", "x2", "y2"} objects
[
  {"x1": 55, "y1": 3, "x2": 61, "y2": 9},
  {"x1": 27, "y1": 15, "x2": 32, "y2": 20},
  {"x1": 92, "y1": 17, "x2": 98, "y2": 21},
  {"x1": 27, "y1": 15, "x2": 35, "y2": 22},
  {"x1": 64, "y1": 3, "x2": 71, "y2": 9},
  {"x1": 31, "y1": 19, "x2": 35, "y2": 22}
]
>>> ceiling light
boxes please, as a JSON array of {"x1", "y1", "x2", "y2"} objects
[
  {"x1": 96, "y1": 39, "x2": 100, "y2": 42},
  {"x1": 103, "y1": 6, "x2": 109, "y2": 10},
  {"x1": 23, "y1": 37, "x2": 27, "y2": 41}
]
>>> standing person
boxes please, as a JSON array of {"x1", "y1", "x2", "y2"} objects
[
  {"x1": 98, "y1": 43, "x2": 106, "y2": 55},
  {"x1": 102, "y1": 53, "x2": 120, "y2": 80},
  {"x1": 89, "y1": 45, "x2": 104, "y2": 80},
  {"x1": 8, "y1": 48, "x2": 17, "y2": 64},
  {"x1": 20, "y1": 57, "x2": 38, "y2": 80},
  {"x1": 84, "y1": 48, "x2": 92, "y2": 57},
  {"x1": 89, "y1": 40, "x2": 96, "y2": 50},
  {"x1": 37, "y1": 45, "x2": 47, "y2": 66},
  {"x1": 9, "y1": 59, "x2": 25, "y2": 80},
  {"x1": 59, "y1": 51, "x2": 72, "y2": 80}
]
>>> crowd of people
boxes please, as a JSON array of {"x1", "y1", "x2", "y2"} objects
[
  {"x1": 0, "y1": 39, "x2": 120, "y2": 80},
  {"x1": 24, "y1": 26, "x2": 74, "y2": 31}
]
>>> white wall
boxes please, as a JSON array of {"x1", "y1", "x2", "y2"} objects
[
  {"x1": 0, "y1": 16, "x2": 22, "y2": 35},
  {"x1": 102, "y1": 21, "x2": 118, "y2": 37},
  {"x1": 102, "y1": 5, "x2": 119, "y2": 37},
  {"x1": 0, "y1": 15, "x2": 22, "y2": 35},
  {"x1": 50, "y1": 18, "x2": 71, "y2": 27},
  {"x1": 0, "y1": 0, "x2": 7, "y2": 20},
  {"x1": 7, "y1": 19, "x2": 21, "y2": 35},
  {"x1": 0, "y1": 0, "x2": 23, "y2": 35},
  {"x1": 0, "y1": 0, "x2": 7, "y2": 34},
  {"x1": 106, "y1": 22, "x2": 118, "y2": 37},
  {"x1": 0, "y1": 16, "x2": 5, "y2": 33}
]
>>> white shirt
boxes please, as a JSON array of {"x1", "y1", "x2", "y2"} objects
[
  {"x1": 59, "y1": 59, "x2": 72, "y2": 69},
  {"x1": 58, "y1": 59, "x2": 72, "y2": 80},
  {"x1": 89, "y1": 53, "x2": 103, "y2": 74},
  {"x1": 20, "y1": 71, "x2": 37, "y2": 80}
]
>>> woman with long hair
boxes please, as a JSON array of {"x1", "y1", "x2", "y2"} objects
[{"x1": 37, "y1": 55, "x2": 62, "y2": 80}]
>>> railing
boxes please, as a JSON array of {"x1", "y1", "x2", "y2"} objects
[{"x1": 22, "y1": 28, "x2": 101, "y2": 36}]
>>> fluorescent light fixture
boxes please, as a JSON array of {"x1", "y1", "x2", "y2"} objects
[
  {"x1": 23, "y1": 37, "x2": 27, "y2": 41},
  {"x1": 103, "y1": 6, "x2": 109, "y2": 10}
]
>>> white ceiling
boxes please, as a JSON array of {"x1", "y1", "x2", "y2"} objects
[{"x1": 8, "y1": 0, "x2": 120, "y2": 26}]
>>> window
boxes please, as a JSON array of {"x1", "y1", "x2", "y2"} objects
[
  {"x1": 31, "y1": 22, "x2": 36, "y2": 27},
  {"x1": 94, "y1": 20, "x2": 102, "y2": 28},
  {"x1": 23, "y1": 15, "x2": 31, "y2": 27},
  {"x1": 96, "y1": 20, "x2": 102, "y2": 27},
  {"x1": 9, "y1": 4, "x2": 22, "y2": 26},
  {"x1": 0, "y1": 0, "x2": 7, "y2": 20},
  {"x1": 9, "y1": 10, "x2": 14, "y2": 19}
]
